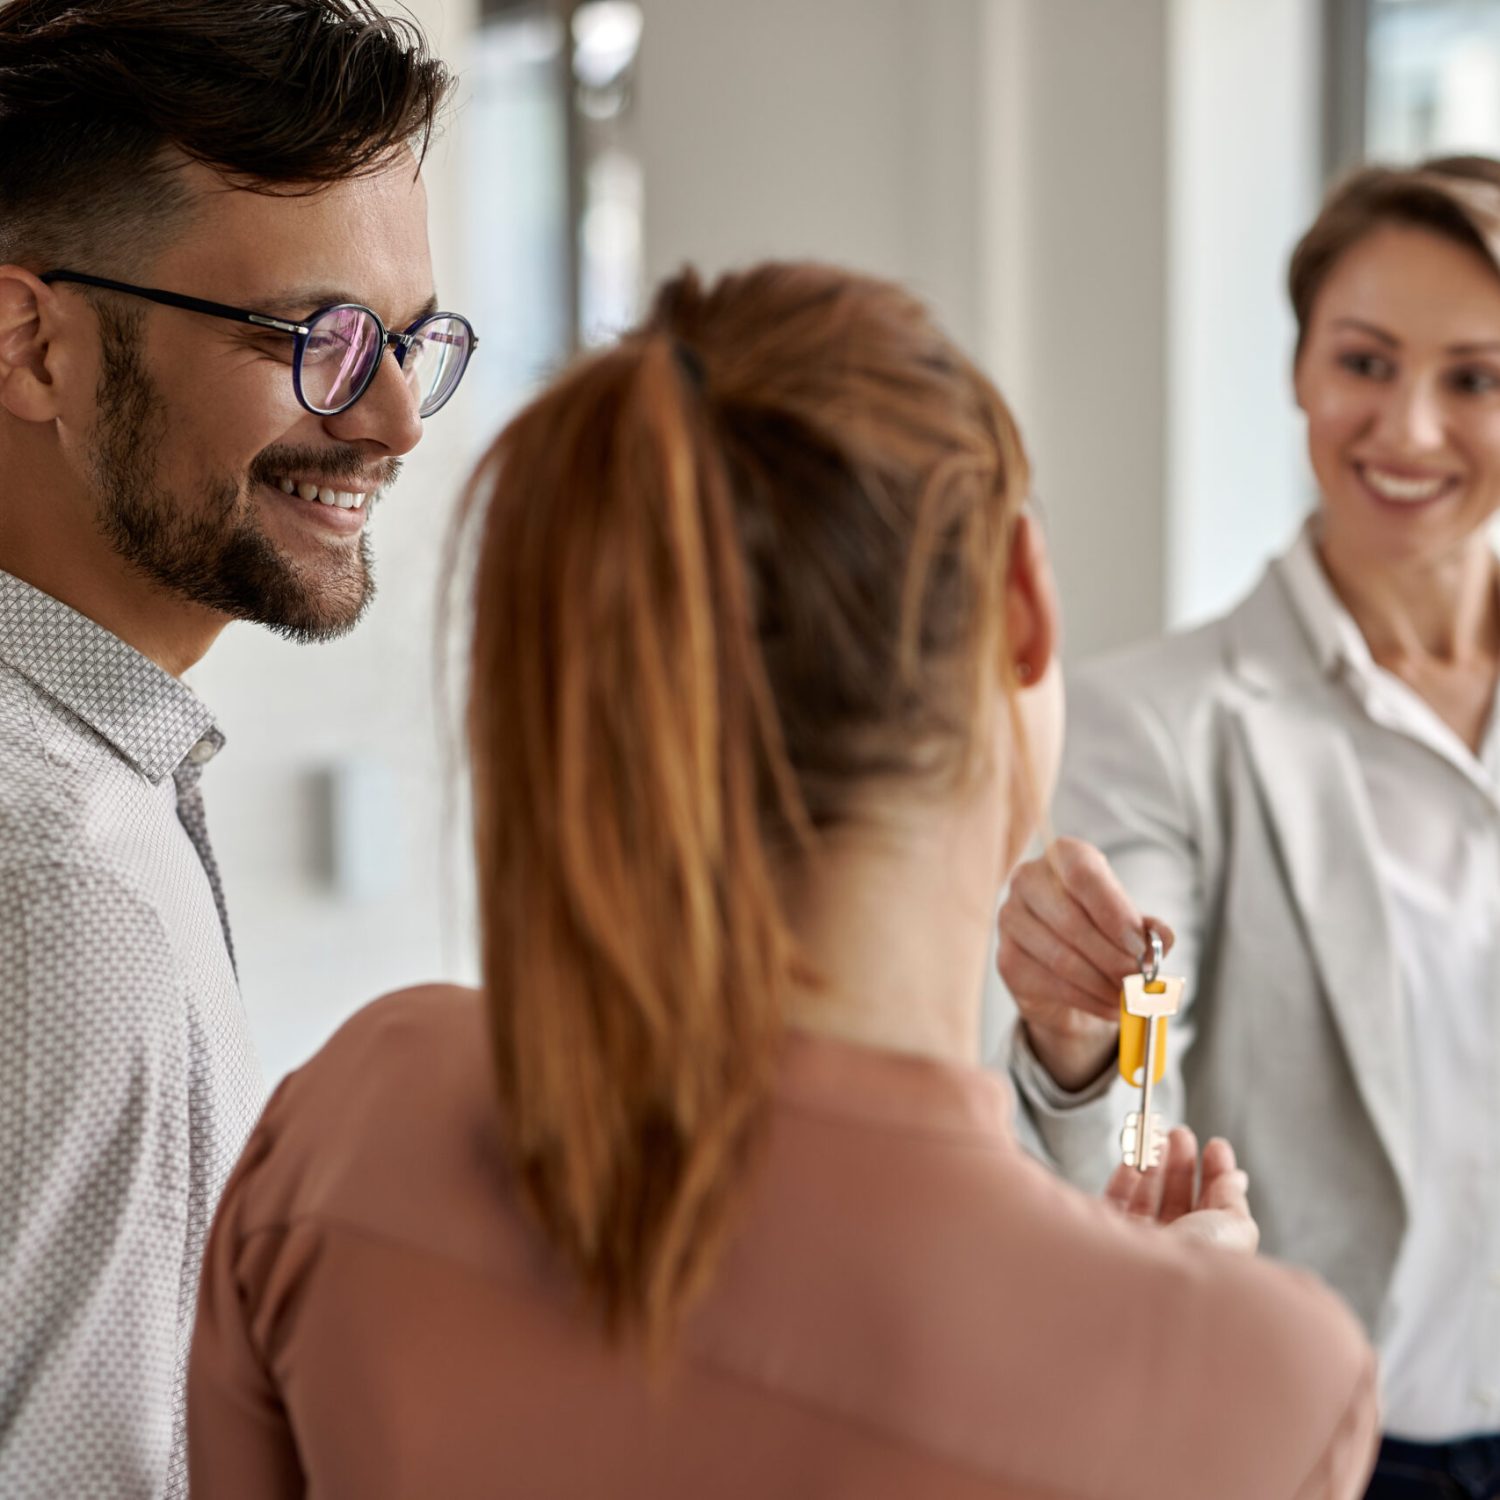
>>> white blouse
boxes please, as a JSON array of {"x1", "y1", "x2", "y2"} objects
[{"x1": 1279, "y1": 527, "x2": 1500, "y2": 1442}]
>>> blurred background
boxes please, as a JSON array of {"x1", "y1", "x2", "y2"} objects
[{"x1": 188, "y1": 0, "x2": 1500, "y2": 1080}]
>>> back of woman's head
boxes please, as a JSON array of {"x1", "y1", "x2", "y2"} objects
[
  {"x1": 461, "y1": 261, "x2": 1029, "y2": 1351},
  {"x1": 1290, "y1": 153, "x2": 1500, "y2": 359}
]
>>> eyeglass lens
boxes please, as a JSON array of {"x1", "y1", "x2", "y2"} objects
[
  {"x1": 299, "y1": 307, "x2": 382, "y2": 414},
  {"x1": 400, "y1": 316, "x2": 472, "y2": 416},
  {"x1": 298, "y1": 306, "x2": 473, "y2": 417}
]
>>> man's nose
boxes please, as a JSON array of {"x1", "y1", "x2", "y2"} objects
[{"x1": 321, "y1": 346, "x2": 424, "y2": 458}]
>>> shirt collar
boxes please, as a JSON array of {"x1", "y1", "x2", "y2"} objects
[
  {"x1": 1274, "y1": 518, "x2": 1500, "y2": 788},
  {"x1": 1274, "y1": 516, "x2": 1380, "y2": 683},
  {"x1": 0, "y1": 570, "x2": 219, "y2": 784}
]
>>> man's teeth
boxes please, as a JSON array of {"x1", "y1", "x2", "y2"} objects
[
  {"x1": 1363, "y1": 467, "x2": 1449, "y2": 503},
  {"x1": 273, "y1": 477, "x2": 368, "y2": 510}
]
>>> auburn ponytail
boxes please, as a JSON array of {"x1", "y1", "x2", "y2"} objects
[
  {"x1": 464, "y1": 322, "x2": 803, "y2": 1348},
  {"x1": 459, "y1": 263, "x2": 1029, "y2": 1352}
]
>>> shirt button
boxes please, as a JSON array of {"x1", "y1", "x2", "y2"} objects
[
  {"x1": 187, "y1": 736, "x2": 216, "y2": 766},
  {"x1": 1478, "y1": 1386, "x2": 1500, "y2": 1411}
]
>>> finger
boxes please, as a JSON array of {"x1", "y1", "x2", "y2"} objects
[
  {"x1": 1201, "y1": 1166, "x2": 1252, "y2": 1216},
  {"x1": 996, "y1": 942, "x2": 1119, "y2": 1025},
  {"x1": 1115, "y1": 1151, "x2": 1167, "y2": 1221},
  {"x1": 1156, "y1": 1126, "x2": 1198, "y2": 1224},
  {"x1": 999, "y1": 900, "x2": 1120, "y2": 1007},
  {"x1": 1197, "y1": 1136, "x2": 1238, "y2": 1200},
  {"x1": 1022, "y1": 847, "x2": 1145, "y2": 979},
  {"x1": 1141, "y1": 913, "x2": 1178, "y2": 956},
  {"x1": 1102, "y1": 1162, "x2": 1139, "y2": 1214},
  {"x1": 1048, "y1": 839, "x2": 1156, "y2": 970},
  {"x1": 1014, "y1": 870, "x2": 1140, "y2": 996}
]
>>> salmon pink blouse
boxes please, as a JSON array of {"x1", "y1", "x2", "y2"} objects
[{"x1": 189, "y1": 987, "x2": 1378, "y2": 1499}]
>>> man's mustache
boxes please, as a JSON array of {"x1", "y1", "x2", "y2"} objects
[{"x1": 248, "y1": 446, "x2": 402, "y2": 495}]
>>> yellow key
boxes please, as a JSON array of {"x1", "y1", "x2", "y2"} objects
[
  {"x1": 1118, "y1": 992, "x2": 1170, "y2": 1089},
  {"x1": 1118, "y1": 933, "x2": 1185, "y2": 1172}
]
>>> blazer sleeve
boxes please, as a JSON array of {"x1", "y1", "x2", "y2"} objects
[{"x1": 1005, "y1": 656, "x2": 1207, "y2": 1192}]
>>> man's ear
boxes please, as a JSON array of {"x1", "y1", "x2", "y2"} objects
[
  {"x1": 0, "y1": 267, "x2": 66, "y2": 423},
  {"x1": 1005, "y1": 509, "x2": 1060, "y2": 689}
]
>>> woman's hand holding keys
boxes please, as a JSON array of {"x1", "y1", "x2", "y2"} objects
[{"x1": 997, "y1": 837, "x2": 1176, "y2": 1090}]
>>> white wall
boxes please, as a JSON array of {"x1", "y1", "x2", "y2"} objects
[
  {"x1": 638, "y1": 0, "x2": 1318, "y2": 663},
  {"x1": 984, "y1": 0, "x2": 1174, "y2": 660},
  {"x1": 638, "y1": 0, "x2": 985, "y2": 339},
  {"x1": 976, "y1": 0, "x2": 1323, "y2": 658},
  {"x1": 1166, "y1": 0, "x2": 1323, "y2": 630},
  {"x1": 637, "y1": 0, "x2": 1184, "y2": 665}
]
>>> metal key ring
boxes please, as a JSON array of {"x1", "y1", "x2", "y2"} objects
[{"x1": 1140, "y1": 927, "x2": 1163, "y2": 985}]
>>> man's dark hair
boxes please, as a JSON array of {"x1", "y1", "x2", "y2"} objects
[{"x1": 0, "y1": 0, "x2": 454, "y2": 273}]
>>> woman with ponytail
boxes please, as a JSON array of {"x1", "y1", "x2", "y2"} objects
[{"x1": 188, "y1": 263, "x2": 1378, "y2": 1498}]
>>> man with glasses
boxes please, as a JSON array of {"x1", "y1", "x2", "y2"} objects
[{"x1": 0, "y1": 2, "x2": 472, "y2": 1494}]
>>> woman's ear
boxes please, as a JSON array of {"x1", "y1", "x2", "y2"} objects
[
  {"x1": 1005, "y1": 510, "x2": 1059, "y2": 689},
  {"x1": 0, "y1": 267, "x2": 65, "y2": 424}
]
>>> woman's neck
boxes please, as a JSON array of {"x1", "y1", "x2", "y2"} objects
[
  {"x1": 1315, "y1": 518, "x2": 1500, "y2": 752},
  {"x1": 1316, "y1": 520, "x2": 1500, "y2": 666},
  {"x1": 779, "y1": 778, "x2": 1009, "y2": 1070}
]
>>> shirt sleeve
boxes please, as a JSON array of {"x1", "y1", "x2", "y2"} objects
[
  {"x1": 1005, "y1": 662, "x2": 1207, "y2": 1193},
  {"x1": 0, "y1": 864, "x2": 192, "y2": 1499},
  {"x1": 187, "y1": 1082, "x2": 304, "y2": 1498}
]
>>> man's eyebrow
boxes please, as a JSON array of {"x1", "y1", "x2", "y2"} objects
[{"x1": 251, "y1": 289, "x2": 442, "y2": 325}]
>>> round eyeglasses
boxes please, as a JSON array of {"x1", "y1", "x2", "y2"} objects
[
  {"x1": 40, "y1": 270, "x2": 479, "y2": 420},
  {"x1": 289, "y1": 302, "x2": 476, "y2": 417}
]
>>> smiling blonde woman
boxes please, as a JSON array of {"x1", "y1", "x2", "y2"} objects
[{"x1": 1000, "y1": 158, "x2": 1500, "y2": 1500}]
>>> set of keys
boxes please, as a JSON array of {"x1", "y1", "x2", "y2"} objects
[{"x1": 1118, "y1": 928, "x2": 1184, "y2": 1173}]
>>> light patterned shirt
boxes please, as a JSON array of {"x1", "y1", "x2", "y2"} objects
[{"x1": 0, "y1": 569, "x2": 265, "y2": 1498}]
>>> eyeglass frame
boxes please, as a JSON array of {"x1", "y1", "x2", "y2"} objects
[{"x1": 39, "y1": 269, "x2": 479, "y2": 418}]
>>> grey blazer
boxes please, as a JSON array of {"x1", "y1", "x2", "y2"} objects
[{"x1": 1006, "y1": 558, "x2": 1412, "y2": 1339}]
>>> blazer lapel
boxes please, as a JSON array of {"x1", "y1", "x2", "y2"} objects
[{"x1": 1227, "y1": 575, "x2": 1415, "y2": 1206}]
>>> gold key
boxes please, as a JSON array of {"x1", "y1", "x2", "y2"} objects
[{"x1": 1118, "y1": 929, "x2": 1185, "y2": 1173}]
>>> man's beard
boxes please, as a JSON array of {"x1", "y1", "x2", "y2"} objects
[{"x1": 88, "y1": 308, "x2": 385, "y2": 644}]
